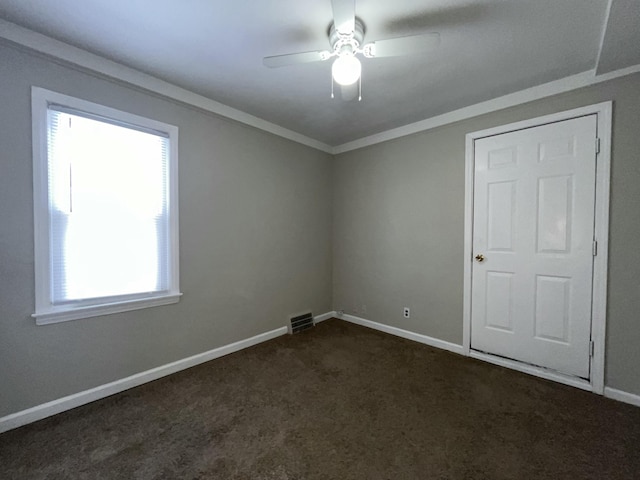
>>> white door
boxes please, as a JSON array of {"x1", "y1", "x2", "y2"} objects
[{"x1": 471, "y1": 115, "x2": 597, "y2": 379}]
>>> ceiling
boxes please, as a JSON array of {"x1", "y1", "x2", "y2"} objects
[{"x1": 0, "y1": 0, "x2": 637, "y2": 147}]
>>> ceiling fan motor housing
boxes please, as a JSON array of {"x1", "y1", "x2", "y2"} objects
[{"x1": 329, "y1": 18, "x2": 365, "y2": 55}]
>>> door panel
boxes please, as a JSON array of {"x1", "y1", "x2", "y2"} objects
[
  {"x1": 536, "y1": 175, "x2": 572, "y2": 253},
  {"x1": 471, "y1": 115, "x2": 597, "y2": 379},
  {"x1": 534, "y1": 275, "x2": 570, "y2": 343},
  {"x1": 487, "y1": 181, "x2": 516, "y2": 251},
  {"x1": 485, "y1": 271, "x2": 514, "y2": 332}
]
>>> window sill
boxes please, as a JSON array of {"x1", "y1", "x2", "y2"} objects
[{"x1": 32, "y1": 293, "x2": 183, "y2": 325}]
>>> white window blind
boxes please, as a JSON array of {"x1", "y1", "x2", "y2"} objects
[
  {"x1": 32, "y1": 87, "x2": 180, "y2": 324},
  {"x1": 47, "y1": 108, "x2": 170, "y2": 303}
]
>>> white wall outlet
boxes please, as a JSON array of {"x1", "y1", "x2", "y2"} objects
[{"x1": 403, "y1": 307, "x2": 410, "y2": 318}]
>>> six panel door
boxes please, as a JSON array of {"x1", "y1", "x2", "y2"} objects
[{"x1": 470, "y1": 115, "x2": 597, "y2": 379}]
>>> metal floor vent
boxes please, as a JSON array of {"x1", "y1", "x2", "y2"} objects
[{"x1": 290, "y1": 312, "x2": 314, "y2": 334}]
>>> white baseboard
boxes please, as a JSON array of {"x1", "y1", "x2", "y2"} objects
[
  {"x1": 0, "y1": 326, "x2": 288, "y2": 434},
  {"x1": 339, "y1": 313, "x2": 464, "y2": 355},
  {"x1": 604, "y1": 387, "x2": 640, "y2": 407},
  {"x1": 314, "y1": 311, "x2": 336, "y2": 324},
  {"x1": 338, "y1": 314, "x2": 640, "y2": 408},
  {"x1": 3, "y1": 317, "x2": 635, "y2": 435}
]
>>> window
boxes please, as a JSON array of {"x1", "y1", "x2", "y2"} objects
[{"x1": 32, "y1": 87, "x2": 180, "y2": 324}]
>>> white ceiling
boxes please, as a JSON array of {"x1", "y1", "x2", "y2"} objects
[{"x1": 0, "y1": 0, "x2": 636, "y2": 147}]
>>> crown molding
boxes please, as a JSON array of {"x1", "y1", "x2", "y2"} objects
[
  {"x1": 333, "y1": 63, "x2": 640, "y2": 154},
  {"x1": 0, "y1": 18, "x2": 333, "y2": 154},
  {"x1": 2, "y1": 18, "x2": 639, "y2": 157}
]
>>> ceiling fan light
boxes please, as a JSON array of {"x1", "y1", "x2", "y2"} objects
[{"x1": 332, "y1": 56, "x2": 361, "y2": 86}]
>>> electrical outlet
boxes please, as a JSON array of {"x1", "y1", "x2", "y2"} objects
[
  {"x1": 403, "y1": 307, "x2": 410, "y2": 318},
  {"x1": 361, "y1": 304, "x2": 367, "y2": 315}
]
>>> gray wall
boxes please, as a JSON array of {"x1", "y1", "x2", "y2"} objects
[
  {"x1": 333, "y1": 72, "x2": 640, "y2": 396},
  {"x1": 0, "y1": 43, "x2": 333, "y2": 417},
  {"x1": 2, "y1": 37, "x2": 639, "y2": 419}
]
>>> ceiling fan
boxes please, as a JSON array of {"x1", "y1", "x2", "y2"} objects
[{"x1": 263, "y1": 0, "x2": 441, "y2": 101}]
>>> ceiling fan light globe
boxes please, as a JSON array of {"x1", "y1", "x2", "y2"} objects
[{"x1": 332, "y1": 56, "x2": 361, "y2": 86}]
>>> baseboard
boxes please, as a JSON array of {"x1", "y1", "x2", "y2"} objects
[
  {"x1": 604, "y1": 387, "x2": 640, "y2": 407},
  {"x1": 337, "y1": 314, "x2": 640, "y2": 406},
  {"x1": 339, "y1": 313, "x2": 464, "y2": 355},
  {"x1": 314, "y1": 311, "x2": 336, "y2": 324},
  {"x1": 0, "y1": 326, "x2": 288, "y2": 434},
  {"x1": 4, "y1": 319, "x2": 634, "y2": 435}
]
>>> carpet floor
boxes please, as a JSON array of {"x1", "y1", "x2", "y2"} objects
[{"x1": 1, "y1": 318, "x2": 639, "y2": 479}]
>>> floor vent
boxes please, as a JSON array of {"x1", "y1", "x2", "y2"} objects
[{"x1": 290, "y1": 312, "x2": 314, "y2": 334}]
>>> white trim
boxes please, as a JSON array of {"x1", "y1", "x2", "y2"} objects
[
  {"x1": 469, "y1": 351, "x2": 593, "y2": 392},
  {"x1": 592, "y1": 63, "x2": 640, "y2": 84},
  {"x1": 33, "y1": 293, "x2": 183, "y2": 325},
  {"x1": 31, "y1": 87, "x2": 182, "y2": 324},
  {"x1": 0, "y1": 326, "x2": 288, "y2": 434},
  {"x1": 462, "y1": 102, "x2": 611, "y2": 140},
  {"x1": 462, "y1": 134, "x2": 475, "y2": 357},
  {"x1": 591, "y1": 102, "x2": 612, "y2": 394},
  {"x1": 3, "y1": 19, "x2": 639, "y2": 155},
  {"x1": 340, "y1": 314, "x2": 464, "y2": 355},
  {"x1": 462, "y1": 102, "x2": 612, "y2": 395},
  {"x1": 604, "y1": 387, "x2": 640, "y2": 407},
  {"x1": 313, "y1": 311, "x2": 336, "y2": 324},
  {"x1": 334, "y1": 313, "x2": 640, "y2": 405},
  {"x1": 333, "y1": 65, "x2": 640, "y2": 153},
  {"x1": 0, "y1": 19, "x2": 332, "y2": 154}
]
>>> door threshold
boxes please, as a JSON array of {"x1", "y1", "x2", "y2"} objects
[{"x1": 469, "y1": 349, "x2": 593, "y2": 392}]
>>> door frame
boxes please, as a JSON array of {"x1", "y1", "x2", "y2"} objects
[{"x1": 462, "y1": 102, "x2": 612, "y2": 394}]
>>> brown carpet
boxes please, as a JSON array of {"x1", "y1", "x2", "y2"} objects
[{"x1": 1, "y1": 318, "x2": 639, "y2": 479}]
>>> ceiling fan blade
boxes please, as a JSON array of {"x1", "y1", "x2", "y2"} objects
[
  {"x1": 263, "y1": 50, "x2": 329, "y2": 68},
  {"x1": 331, "y1": 0, "x2": 356, "y2": 34},
  {"x1": 368, "y1": 33, "x2": 440, "y2": 58}
]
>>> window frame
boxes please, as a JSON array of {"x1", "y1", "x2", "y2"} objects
[{"x1": 31, "y1": 87, "x2": 181, "y2": 325}]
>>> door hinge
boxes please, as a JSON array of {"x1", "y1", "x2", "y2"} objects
[
  {"x1": 592, "y1": 240, "x2": 598, "y2": 256},
  {"x1": 595, "y1": 137, "x2": 601, "y2": 155},
  {"x1": 589, "y1": 341, "x2": 595, "y2": 357}
]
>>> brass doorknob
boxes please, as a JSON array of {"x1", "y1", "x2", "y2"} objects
[{"x1": 475, "y1": 254, "x2": 485, "y2": 263}]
